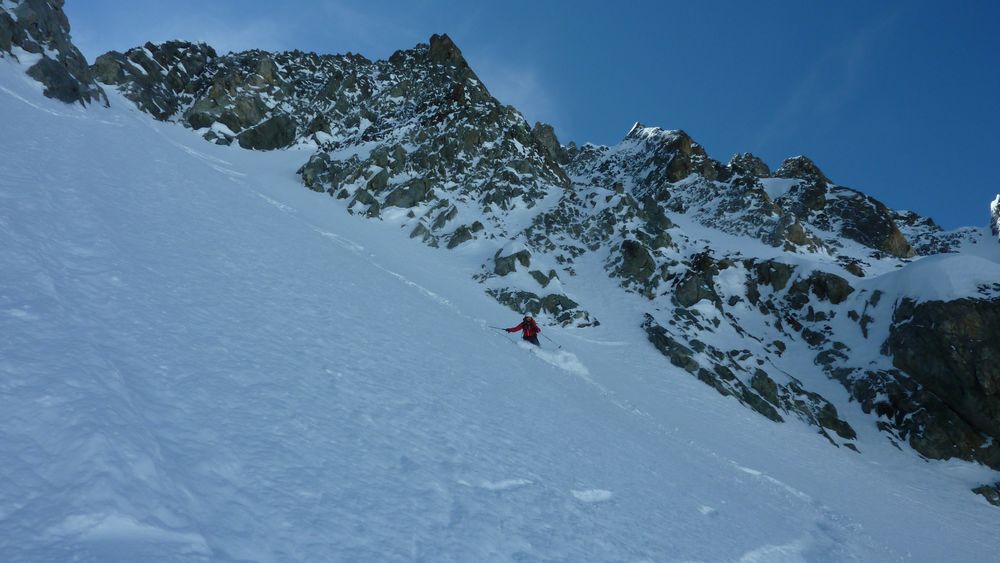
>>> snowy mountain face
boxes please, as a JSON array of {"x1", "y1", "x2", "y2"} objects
[
  {"x1": 4, "y1": 2, "x2": 1000, "y2": 558},
  {"x1": 81, "y1": 26, "x2": 1000, "y2": 478}
]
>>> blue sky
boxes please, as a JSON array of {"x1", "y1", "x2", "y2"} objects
[{"x1": 65, "y1": 1, "x2": 999, "y2": 229}]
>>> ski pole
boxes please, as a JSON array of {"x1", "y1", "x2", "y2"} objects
[{"x1": 540, "y1": 332, "x2": 562, "y2": 349}]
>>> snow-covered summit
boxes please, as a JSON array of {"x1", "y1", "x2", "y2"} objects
[{"x1": 624, "y1": 121, "x2": 682, "y2": 141}]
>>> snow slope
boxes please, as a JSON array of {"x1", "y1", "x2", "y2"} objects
[{"x1": 2, "y1": 60, "x2": 999, "y2": 562}]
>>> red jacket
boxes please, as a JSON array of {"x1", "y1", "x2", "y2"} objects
[{"x1": 508, "y1": 319, "x2": 540, "y2": 338}]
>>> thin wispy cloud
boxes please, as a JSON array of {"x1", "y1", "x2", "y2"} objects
[
  {"x1": 470, "y1": 57, "x2": 572, "y2": 139},
  {"x1": 157, "y1": 15, "x2": 290, "y2": 55},
  {"x1": 314, "y1": 1, "x2": 421, "y2": 57},
  {"x1": 752, "y1": 11, "x2": 900, "y2": 153},
  {"x1": 69, "y1": 11, "x2": 291, "y2": 59}
]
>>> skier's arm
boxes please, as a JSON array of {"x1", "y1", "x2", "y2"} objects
[{"x1": 507, "y1": 322, "x2": 524, "y2": 333}]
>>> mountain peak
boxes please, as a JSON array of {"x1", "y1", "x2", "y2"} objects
[
  {"x1": 775, "y1": 155, "x2": 829, "y2": 184},
  {"x1": 427, "y1": 33, "x2": 466, "y2": 67},
  {"x1": 728, "y1": 152, "x2": 771, "y2": 177},
  {"x1": 626, "y1": 121, "x2": 647, "y2": 136},
  {"x1": 624, "y1": 122, "x2": 682, "y2": 142}
]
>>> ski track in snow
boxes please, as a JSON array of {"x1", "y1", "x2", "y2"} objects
[
  {"x1": 571, "y1": 489, "x2": 614, "y2": 503},
  {"x1": 182, "y1": 124, "x2": 599, "y2": 385},
  {"x1": 2, "y1": 62, "x2": 999, "y2": 561}
]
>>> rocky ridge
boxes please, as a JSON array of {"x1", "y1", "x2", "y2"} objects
[{"x1": 7, "y1": 0, "x2": 1000, "y2": 504}]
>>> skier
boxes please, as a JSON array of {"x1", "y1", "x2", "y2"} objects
[{"x1": 506, "y1": 315, "x2": 541, "y2": 346}]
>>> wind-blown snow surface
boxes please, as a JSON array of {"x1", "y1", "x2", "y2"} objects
[{"x1": 1, "y1": 60, "x2": 998, "y2": 562}]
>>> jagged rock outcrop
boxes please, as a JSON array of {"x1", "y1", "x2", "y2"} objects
[
  {"x1": 92, "y1": 43, "x2": 330, "y2": 148},
  {"x1": 0, "y1": 0, "x2": 106, "y2": 106},
  {"x1": 888, "y1": 299, "x2": 1000, "y2": 452},
  {"x1": 786, "y1": 271, "x2": 855, "y2": 309},
  {"x1": 493, "y1": 248, "x2": 531, "y2": 276},
  {"x1": 619, "y1": 240, "x2": 656, "y2": 285},
  {"x1": 820, "y1": 187, "x2": 913, "y2": 258},
  {"x1": 565, "y1": 128, "x2": 918, "y2": 259},
  {"x1": 570, "y1": 124, "x2": 724, "y2": 196},
  {"x1": 642, "y1": 314, "x2": 856, "y2": 446},
  {"x1": 487, "y1": 288, "x2": 596, "y2": 327},
  {"x1": 774, "y1": 157, "x2": 913, "y2": 258},
  {"x1": 238, "y1": 113, "x2": 296, "y2": 150},
  {"x1": 974, "y1": 482, "x2": 1000, "y2": 507},
  {"x1": 833, "y1": 365, "x2": 1000, "y2": 469},
  {"x1": 728, "y1": 153, "x2": 771, "y2": 178},
  {"x1": 92, "y1": 41, "x2": 217, "y2": 120},
  {"x1": 992, "y1": 194, "x2": 999, "y2": 240},
  {"x1": 775, "y1": 155, "x2": 830, "y2": 185},
  {"x1": 531, "y1": 121, "x2": 570, "y2": 165}
]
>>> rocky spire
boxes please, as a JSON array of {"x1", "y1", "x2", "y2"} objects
[
  {"x1": 775, "y1": 155, "x2": 829, "y2": 184},
  {"x1": 427, "y1": 33, "x2": 467, "y2": 68},
  {"x1": 531, "y1": 122, "x2": 570, "y2": 165},
  {"x1": 728, "y1": 152, "x2": 771, "y2": 178}
]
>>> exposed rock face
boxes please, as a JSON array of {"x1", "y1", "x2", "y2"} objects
[
  {"x1": 567, "y1": 131, "x2": 919, "y2": 259},
  {"x1": 770, "y1": 157, "x2": 914, "y2": 258},
  {"x1": 888, "y1": 298, "x2": 1000, "y2": 447},
  {"x1": 572, "y1": 124, "x2": 723, "y2": 196},
  {"x1": 531, "y1": 122, "x2": 570, "y2": 165},
  {"x1": 674, "y1": 253, "x2": 722, "y2": 308},
  {"x1": 974, "y1": 482, "x2": 1000, "y2": 507},
  {"x1": 619, "y1": 240, "x2": 655, "y2": 284},
  {"x1": 92, "y1": 41, "x2": 217, "y2": 120},
  {"x1": 494, "y1": 248, "x2": 531, "y2": 276},
  {"x1": 834, "y1": 366, "x2": 1000, "y2": 469},
  {"x1": 728, "y1": 153, "x2": 771, "y2": 178},
  {"x1": 426, "y1": 33, "x2": 465, "y2": 66},
  {"x1": 487, "y1": 288, "x2": 596, "y2": 327},
  {"x1": 775, "y1": 156, "x2": 830, "y2": 184},
  {"x1": 238, "y1": 114, "x2": 296, "y2": 150},
  {"x1": 786, "y1": 271, "x2": 854, "y2": 308},
  {"x1": 0, "y1": 0, "x2": 106, "y2": 106},
  {"x1": 642, "y1": 314, "x2": 856, "y2": 445},
  {"x1": 992, "y1": 194, "x2": 999, "y2": 239},
  {"x1": 822, "y1": 187, "x2": 914, "y2": 258}
]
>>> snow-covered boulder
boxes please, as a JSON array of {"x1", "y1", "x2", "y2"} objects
[{"x1": 493, "y1": 244, "x2": 531, "y2": 276}]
